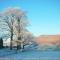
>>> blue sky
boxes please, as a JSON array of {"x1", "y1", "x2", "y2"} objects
[{"x1": 0, "y1": 0, "x2": 60, "y2": 36}]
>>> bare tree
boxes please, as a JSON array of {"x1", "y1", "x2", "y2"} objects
[
  {"x1": 13, "y1": 11, "x2": 29, "y2": 50},
  {"x1": 19, "y1": 30, "x2": 35, "y2": 50},
  {"x1": 2, "y1": 12, "x2": 14, "y2": 50},
  {"x1": 0, "y1": 8, "x2": 29, "y2": 50}
]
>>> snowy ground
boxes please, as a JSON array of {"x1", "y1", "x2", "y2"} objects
[{"x1": 0, "y1": 48, "x2": 60, "y2": 60}]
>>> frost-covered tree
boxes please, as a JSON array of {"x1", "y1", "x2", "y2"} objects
[
  {"x1": 20, "y1": 30, "x2": 35, "y2": 49},
  {"x1": 0, "y1": 7, "x2": 29, "y2": 50},
  {"x1": 0, "y1": 9, "x2": 15, "y2": 50},
  {"x1": 10, "y1": 8, "x2": 29, "y2": 50}
]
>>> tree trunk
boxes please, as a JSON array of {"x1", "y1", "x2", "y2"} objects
[
  {"x1": 10, "y1": 41, "x2": 12, "y2": 50},
  {"x1": 23, "y1": 45, "x2": 24, "y2": 49},
  {"x1": 21, "y1": 42, "x2": 24, "y2": 49},
  {"x1": 17, "y1": 17, "x2": 22, "y2": 50},
  {"x1": 21, "y1": 43, "x2": 24, "y2": 52},
  {"x1": 10, "y1": 31, "x2": 13, "y2": 50},
  {"x1": 17, "y1": 37, "x2": 21, "y2": 50},
  {"x1": 17, "y1": 42, "x2": 21, "y2": 50}
]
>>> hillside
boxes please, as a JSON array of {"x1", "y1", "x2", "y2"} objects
[{"x1": 35, "y1": 35, "x2": 60, "y2": 45}]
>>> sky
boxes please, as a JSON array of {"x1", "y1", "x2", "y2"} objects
[{"x1": 0, "y1": 0, "x2": 60, "y2": 36}]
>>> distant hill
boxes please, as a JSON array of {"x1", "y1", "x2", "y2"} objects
[{"x1": 35, "y1": 35, "x2": 60, "y2": 45}]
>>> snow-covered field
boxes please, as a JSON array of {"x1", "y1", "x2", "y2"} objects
[{"x1": 0, "y1": 48, "x2": 60, "y2": 60}]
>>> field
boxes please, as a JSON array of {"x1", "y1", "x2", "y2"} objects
[{"x1": 0, "y1": 48, "x2": 60, "y2": 60}]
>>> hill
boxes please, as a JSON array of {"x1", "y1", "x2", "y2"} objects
[{"x1": 35, "y1": 35, "x2": 60, "y2": 45}]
